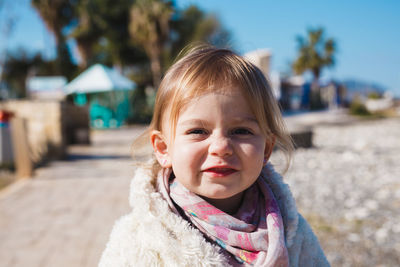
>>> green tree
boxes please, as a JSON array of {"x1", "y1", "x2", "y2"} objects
[
  {"x1": 169, "y1": 5, "x2": 232, "y2": 62},
  {"x1": 129, "y1": 0, "x2": 173, "y2": 88},
  {"x1": 292, "y1": 27, "x2": 336, "y2": 109},
  {"x1": 1, "y1": 50, "x2": 53, "y2": 98}
]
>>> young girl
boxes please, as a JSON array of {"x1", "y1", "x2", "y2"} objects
[{"x1": 99, "y1": 46, "x2": 329, "y2": 266}]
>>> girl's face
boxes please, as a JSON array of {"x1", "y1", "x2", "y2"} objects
[{"x1": 152, "y1": 87, "x2": 274, "y2": 209}]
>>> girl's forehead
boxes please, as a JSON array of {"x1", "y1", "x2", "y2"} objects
[
  {"x1": 181, "y1": 87, "x2": 245, "y2": 110},
  {"x1": 185, "y1": 82, "x2": 245, "y2": 99},
  {"x1": 178, "y1": 90, "x2": 256, "y2": 122}
]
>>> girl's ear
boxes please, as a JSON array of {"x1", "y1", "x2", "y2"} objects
[
  {"x1": 263, "y1": 135, "x2": 276, "y2": 165},
  {"x1": 150, "y1": 130, "x2": 172, "y2": 168}
]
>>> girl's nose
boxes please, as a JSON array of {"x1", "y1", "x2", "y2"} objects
[{"x1": 208, "y1": 135, "x2": 233, "y2": 157}]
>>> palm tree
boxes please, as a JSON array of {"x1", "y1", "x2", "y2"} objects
[
  {"x1": 31, "y1": 0, "x2": 71, "y2": 47},
  {"x1": 69, "y1": 0, "x2": 103, "y2": 69},
  {"x1": 292, "y1": 27, "x2": 336, "y2": 109},
  {"x1": 129, "y1": 0, "x2": 173, "y2": 88},
  {"x1": 31, "y1": 0, "x2": 75, "y2": 76},
  {"x1": 71, "y1": 0, "x2": 141, "y2": 69}
]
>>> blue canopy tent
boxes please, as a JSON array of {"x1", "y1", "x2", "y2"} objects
[{"x1": 64, "y1": 64, "x2": 136, "y2": 128}]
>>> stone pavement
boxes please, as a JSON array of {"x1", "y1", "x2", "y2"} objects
[{"x1": 0, "y1": 126, "x2": 148, "y2": 267}]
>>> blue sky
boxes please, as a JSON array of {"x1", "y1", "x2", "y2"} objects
[{"x1": 2, "y1": 0, "x2": 400, "y2": 96}]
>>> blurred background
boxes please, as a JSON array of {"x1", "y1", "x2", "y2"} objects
[{"x1": 0, "y1": 0, "x2": 399, "y2": 266}]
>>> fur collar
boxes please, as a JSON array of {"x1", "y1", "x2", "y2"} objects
[
  {"x1": 262, "y1": 164, "x2": 299, "y2": 248},
  {"x1": 125, "y1": 161, "x2": 299, "y2": 265}
]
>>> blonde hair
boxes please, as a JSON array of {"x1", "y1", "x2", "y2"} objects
[{"x1": 136, "y1": 45, "x2": 293, "y2": 172}]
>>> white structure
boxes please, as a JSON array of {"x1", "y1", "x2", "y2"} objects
[
  {"x1": 270, "y1": 71, "x2": 281, "y2": 99},
  {"x1": 244, "y1": 49, "x2": 271, "y2": 76},
  {"x1": 365, "y1": 93, "x2": 394, "y2": 112},
  {"x1": 64, "y1": 64, "x2": 135, "y2": 95},
  {"x1": 244, "y1": 49, "x2": 281, "y2": 98},
  {"x1": 27, "y1": 76, "x2": 67, "y2": 100}
]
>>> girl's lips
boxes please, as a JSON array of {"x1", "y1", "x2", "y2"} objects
[{"x1": 203, "y1": 167, "x2": 237, "y2": 177}]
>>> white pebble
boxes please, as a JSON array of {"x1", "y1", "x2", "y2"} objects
[
  {"x1": 375, "y1": 228, "x2": 388, "y2": 244},
  {"x1": 364, "y1": 199, "x2": 378, "y2": 210},
  {"x1": 347, "y1": 233, "x2": 361, "y2": 242}
]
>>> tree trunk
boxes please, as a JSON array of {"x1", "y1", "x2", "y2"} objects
[
  {"x1": 76, "y1": 41, "x2": 92, "y2": 70},
  {"x1": 149, "y1": 47, "x2": 162, "y2": 90},
  {"x1": 310, "y1": 69, "x2": 323, "y2": 110}
]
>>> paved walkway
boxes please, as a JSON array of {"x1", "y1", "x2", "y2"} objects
[{"x1": 0, "y1": 126, "x2": 148, "y2": 267}]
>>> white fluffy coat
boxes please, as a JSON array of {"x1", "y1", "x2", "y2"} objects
[{"x1": 99, "y1": 164, "x2": 330, "y2": 266}]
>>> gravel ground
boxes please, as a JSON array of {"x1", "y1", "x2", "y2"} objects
[{"x1": 271, "y1": 117, "x2": 400, "y2": 267}]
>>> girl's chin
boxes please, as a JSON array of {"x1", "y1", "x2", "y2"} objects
[
  {"x1": 198, "y1": 189, "x2": 243, "y2": 201},
  {"x1": 197, "y1": 186, "x2": 238, "y2": 200}
]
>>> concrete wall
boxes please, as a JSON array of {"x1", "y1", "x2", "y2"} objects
[{"x1": 0, "y1": 100, "x2": 89, "y2": 166}]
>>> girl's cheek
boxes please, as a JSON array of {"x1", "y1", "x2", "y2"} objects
[
  {"x1": 240, "y1": 141, "x2": 264, "y2": 153},
  {"x1": 176, "y1": 143, "x2": 198, "y2": 159}
]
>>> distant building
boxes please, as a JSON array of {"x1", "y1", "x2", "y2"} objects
[
  {"x1": 279, "y1": 75, "x2": 305, "y2": 110},
  {"x1": 26, "y1": 76, "x2": 67, "y2": 100},
  {"x1": 342, "y1": 79, "x2": 385, "y2": 102}
]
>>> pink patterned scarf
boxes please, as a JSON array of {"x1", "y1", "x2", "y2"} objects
[{"x1": 157, "y1": 168, "x2": 289, "y2": 266}]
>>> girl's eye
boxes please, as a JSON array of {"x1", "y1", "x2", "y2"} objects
[
  {"x1": 187, "y1": 129, "x2": 207, "y2": 135},
  {"x1": 231, "y1": 128, "x2": 253, "y2": 135}
]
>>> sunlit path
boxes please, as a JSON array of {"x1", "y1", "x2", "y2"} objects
[{"x1": 0, "y1": 126, "x2": 148, "y2": 267}]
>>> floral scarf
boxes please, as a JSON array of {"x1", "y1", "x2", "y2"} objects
[{"x1": 157, "y1": 168, "x2": 289, "y2": 266}]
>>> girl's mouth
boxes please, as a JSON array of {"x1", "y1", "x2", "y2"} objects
[{"x1": 203, "y1": 167, "x2": 237, "y2": 177}]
